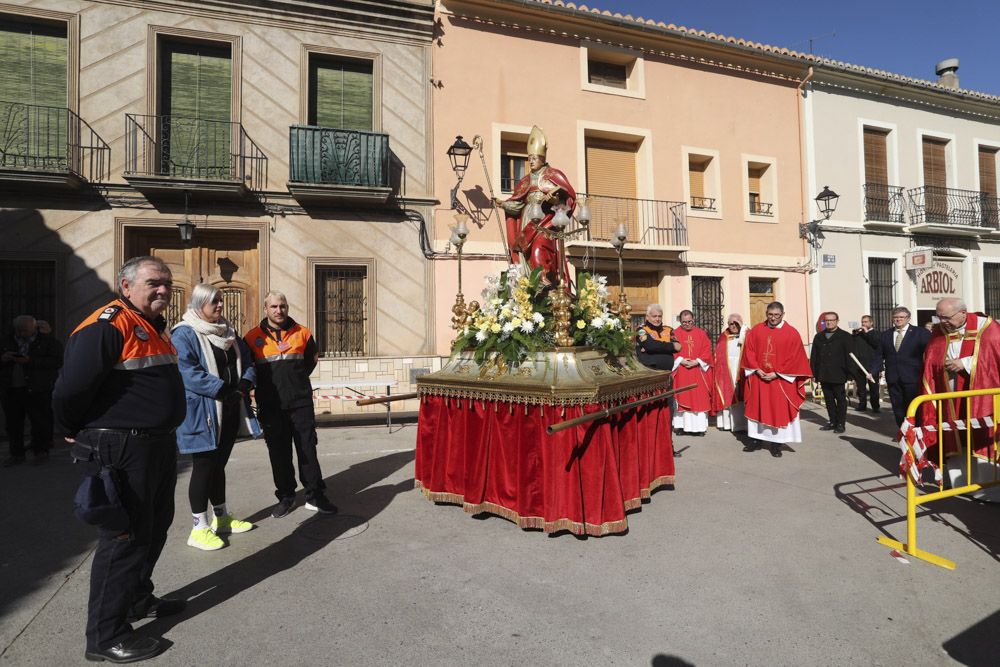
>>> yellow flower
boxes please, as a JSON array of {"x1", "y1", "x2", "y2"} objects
[
  {"x1": 511, "y1": 317, "x2": 522, "y2": 327},
  {"x1": 500, "y1": 308, "x2": 512, "y2": 319},
  {"x1": 576, "y1": 320, "x2": 586, "y2": 329},
  {"x1": 490, "y1": 323, "x2": 502, "y2": 334}
]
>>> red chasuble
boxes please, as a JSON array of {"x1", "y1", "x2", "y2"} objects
[
  {"x1": 712, "y1": 328, "x2": 739, "y2": 413},
  {"x1": 672, "y1": 325, "x2": 713, "y2": 414},
  {"x1": 739, "y1": 321, "x2": 812, "y2": 429},
  {"x1": 918, "y1": 313, "x2": 1000, "y2": 459}
]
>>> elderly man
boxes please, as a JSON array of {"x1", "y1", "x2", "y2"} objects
[
  {"x1": 671, "y1": 310, "x2": 713, "y2": 435},
  {"x1": 739, "y1": 302, "x2": 811, "y2": 457},
  {"x1": 636, "y1": 304, "x2": 681, "y2": 372},
  {"x1": 713, "y1": 314, "x2": 748, "y2": 432},
  {"x1": 810, "y1": 311, "x2": 853, "y2": 434},
  {"x1": 53, "y1": 256, "x2": 186, "y2": 663},
  {"x1": 1, "y1": 315, "x2": 63, "y2": 466},
  {"x1": 245, "y1": 291, "x2": 337, "y2": 518},
  {"x1": 881, "y1": 306, "x2": 931, "y2": 427},
  {"x1": 917, "y1": 297, "x2": 1000, "y2": 462}
]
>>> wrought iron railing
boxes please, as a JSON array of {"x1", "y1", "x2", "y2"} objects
[
  {"x1": 690, "y1": 196, "x2": 716, "y2": 211},
  {"x1": 863, "y1": 183, "x2": 906, "y2": 223},
  {"x1": 289, "y1": 126, "x2": 389, "y2": 188},
  {"x1": 906, "y1": 186, "x2": 993, "y2": 227},
  {"x1": 749, "y1": 200, "x2": 773, "y2": 216},
  {"x1": 124, "y1": 113, "x2": 267, "y2": 190},
  {"x1": 978, "y1": 194, "x2": 1000, "y2": 229},
  {"x1": 567, "y1": 193, "x2": 688, "y2": 247},
  {"x1": 0, "y1": 101, "x2": 110, "y2": 182}
]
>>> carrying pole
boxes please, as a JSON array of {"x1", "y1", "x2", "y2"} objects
[
  {"x1": 356, "y1": 392, "x2": 419, "y2": 407},
  {"x1": 546, "y1": 384, "x2": 695, "y2": 434}
]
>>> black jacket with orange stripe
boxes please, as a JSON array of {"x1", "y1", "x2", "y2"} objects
[
  {"x1": 244, "y1": 318, "x2": 318, "y2": 412},
  {"x1": 53, "y1": 298, "x2": 185, "y2": 435}
]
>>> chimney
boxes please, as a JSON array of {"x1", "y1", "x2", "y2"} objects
[{"x1": 935, "y1": 58, "x2": 960, "y2": 89}]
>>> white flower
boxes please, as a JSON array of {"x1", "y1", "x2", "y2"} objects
[
  {"x1": 463, "y1": 326, "x2": 470, "y2": 336},
  {"x1": 475, "y1": 329, "x2": 488, "y2": 342},
  {"x1": 502, "y1": 321, "x2": 516, "y2": 333},
  {"x1": 608, "y1": 317, "x2": 620, "y2": 329},
  {"x1": 590, "y1": 316, "x2": 605, "y2": 328},
  {"x1": 532, "y1": 312, "x2": 544, "y2": 324},
  {"x1": 520, "y1": 320, "x2": 535, "y2": 333}
]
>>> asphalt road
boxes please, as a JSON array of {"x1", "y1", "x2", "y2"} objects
[{"x1": 1, "y1": 402, "x2": 997, "y2": 666}]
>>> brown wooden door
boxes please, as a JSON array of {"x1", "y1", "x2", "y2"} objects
[
  {"x1": 125, "y1": 229, "x2": 260, "y2": 333},
  {"x1": 748, "y1": 278, "x2": 775, "y2": 326}
]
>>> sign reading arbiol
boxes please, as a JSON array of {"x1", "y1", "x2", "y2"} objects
[{"x1": 916, "y1": 259, "x2": 962, "y2": 307}]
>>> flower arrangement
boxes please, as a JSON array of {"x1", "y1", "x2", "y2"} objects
[{"x1": 451, "y1": 265, "x2": 633, "y2": 367}]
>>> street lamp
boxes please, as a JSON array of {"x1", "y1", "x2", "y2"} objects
[
  {"x1": 177, "y1": 191, "x2": 195, "y2": 244},
  {"x1": 447, "y1": 135, "x2": 473, "y2": 208},
  {"x1": 450, "y1": 212, "x2": 472, "y2": 333},
  {"x1": 815, "y1": 185, "x2": 840, "y2": 220},
  {"x1": 799, "y1": 186, "x2": 840, "y2": 249},
  {"x1": 610, "y1": 222, "x2": 631, "y2": 322}
]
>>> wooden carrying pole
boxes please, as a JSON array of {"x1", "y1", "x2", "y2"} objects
[
  {"x1": 546, "y1": 384, "x2": 696, "y2": 435},
  {"x1": 355, "y1": 392, "x2": 419, "y2": 407}
]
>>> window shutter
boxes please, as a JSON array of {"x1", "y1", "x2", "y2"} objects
[
  {"x1": 748, "y1": 167, "x2": 763, "y2": 194},
  {"x1": 688, "y1": 159, "x2": 707, "y2": 199},
  {"x1": 979, "y1": 146, "x2": 997, "y2": 196},
  {"x1": 311, "y1": 57, "x2": 373, "y2": 131},
  {"x1": 863, "y1": 128, "x2": 889, "y2": 185},
  {"x1": 0, "y1": 20, "x2": 66, "y2": 107},
  {"x1": 922, "y1": 137, "x2": 947, "y2": 188},
  {"x1": 585, "y1": 139, "x2": 637, "y2": 197}
]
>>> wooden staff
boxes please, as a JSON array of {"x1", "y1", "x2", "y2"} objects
[
  {"x1": 546, "y1": 384, "x2": 696, "y2": 435},
  {"x1": 849, "y1": 352, "x2": 875, "y2": 383},
  {"x1": 356, "y1": 392, "x2": 419, "y2": 407}
]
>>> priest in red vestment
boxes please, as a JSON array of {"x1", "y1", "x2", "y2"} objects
[
  {"x1": 672, "y1": 310, "x2": 713, "y2": 435},
  {"x1": 739, "y1": 301, "x2": 812, "y2": 457},
  {"x1": 493, "y1": 126, "x2": 576, "y2": 287},
  {"x1": 713, "y1": 314, "x2": 748, "y2": 432},
  {"x1": 916, "y1": 297, "x2": 1000, "y2": 469}
]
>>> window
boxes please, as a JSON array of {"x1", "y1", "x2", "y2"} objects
[
  {"x1": 308, "y1": 55, "x2": 373, "y2": 131},
  {"x1": 743, "y1": 156, "x2": 777, "y2": 220},
  {"x1": 863, "y1": 128, "x2": 894, "y2": 222},
  {"x1": 315, "y1": 265, "x2": 368, "y2": 357},
  {"x1": 985, "y1": 263, "x2": 1000, "y2": 319},
  {"x1": 748, "y1": 278, "x2": 776, "y2": 326},
  {"x1": 0, "y1": 18, "x2": 68, "y2": 169},
  {"x1": 978, "y1": 146, "x2": 998, "y2": 228},
  {"x1": 0, "y1": 259, "x2": 56, "y2": 332},
  {"x1": 588, "y1": 60, "x2": 626, "y2": 89},
  {"x1": 868, "y1": 258, "x2": 896, "y2": 330},
  {"x1": 747, "y1": 164, "x2": 771, "y2": 215},
  {"x1": 585, "y1": 136, "x2": 640, "y2": 240},
  {"x1": 686, "y1": 153, "x2": 720, "y2": 213},
  {"x1": 922, "y1": 136, "x2": 949, "y2": 223},
  {"x1": 691, "y1": 277, "x2": 723, "y2": 341},
  {"x1": 499, "y1": 134, "x2": 528, "y2": 194},
  {"x1": 160, "y1": 39, "x2": 232, "y2": 179}
]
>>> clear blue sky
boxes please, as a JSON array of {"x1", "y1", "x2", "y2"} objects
[{"x1": 596, "y1": 0, "x2": 1000, "y2": 96}]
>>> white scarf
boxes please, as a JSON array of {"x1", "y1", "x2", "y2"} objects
[{"x1": 174, "y1": 311, "x2": 247, "y2": 443}]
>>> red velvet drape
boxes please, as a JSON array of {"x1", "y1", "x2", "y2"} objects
[{"x1": 414, "y1": 395, "x2": 675, "y2": 536}]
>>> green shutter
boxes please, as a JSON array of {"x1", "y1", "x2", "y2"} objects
[
  {"x1": 161, "y1": 41, "x2": 232, "y2": 179},
  {"x1": 0, "y1": 20, "x2": 67, "y2": 169},
  {"x1": 310, "y1": 57, "x2": 372, "y2": 131}
]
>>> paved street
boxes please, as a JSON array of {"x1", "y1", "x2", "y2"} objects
[{"x1": 0, "y1": 402, "x2": 997, "y2": 666}]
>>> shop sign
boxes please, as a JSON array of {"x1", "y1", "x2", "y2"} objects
[{"x1": 916, "y1": 260, "x2": 963, "y2": 307}]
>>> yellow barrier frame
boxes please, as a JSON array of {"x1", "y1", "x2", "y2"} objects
[{"x1": 876, "y1": 387, "x2": 1000, "y2": 570}]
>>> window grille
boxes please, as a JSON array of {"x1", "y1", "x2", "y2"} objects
[
  {"x1": 985, "y1": 263, "x2": 1000, "y2": 320},
  {"x1": 0, "y1": 260, "x2": 56, "y2": 333},
  {"x1": 868, "y1": 258, "x2": 896, "y2": 331},
  {"x1": 220, "y1": 286, "x2": 246, "y2": 330},
  {"x1": 164, "y1": 287, "x2": 185, "y2": 330},
  {"x1": 316, "y1": 266, "x2": 367, "y2": 357},
  {"x1": 691, "y1": 276, "x2": 724, "y2": 343}
]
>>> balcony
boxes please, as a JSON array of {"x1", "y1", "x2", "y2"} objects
[
  {"x1": 906, "y1": 186, "x2": 992, "y2": 237},
  {"x1": 123, "y1": 114, "x2": 267, "y2": 197},
  {"x1": 749, "y1": 199, "x2": 773, "y2": 216},
  {"x1": 566, "y1": 194, "x2": 688, "y2": 258},
  {"x1": 689, "y1": 196, "x2": 717, "y2": 212},
  {"x1": 863, "y1": 183, "x2": 906, "y2": 229},
  {"x1": 0, "y1": 101, "x2": 110, "y2": 188},
  {"x1": 287, "y1": 126, "x2": 391, "y2": 205}
]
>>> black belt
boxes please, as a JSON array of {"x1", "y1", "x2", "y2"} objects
[{"x1": 79, "y1": 427, "x2": 176, "y2": 438}]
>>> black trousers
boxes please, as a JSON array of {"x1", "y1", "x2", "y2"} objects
[
  {"x1": 856, "y1": 372, "x2": 881, "y2": 411},
  {"x1": 188, "y1": 403, "x2": 240, "y2": 513},
  {"x1": 821, "y1": 382, "x2": 847, "y2": 427},
  {"x1": 74, "y1": 429, "x2": 177, "y2": 652},
  {"x1": 260, "y1": 404, "x2": 325, "y2": 502},
  {"x1": 2, "y1": 387, "x2": 53, "y2": 456},
  {"x1": 889, "y1": 381, "x2": 922, "y2": 428}
]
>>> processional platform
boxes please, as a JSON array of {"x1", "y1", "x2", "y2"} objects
[{"x1": 414, "y1": 348, "x2": 675, "y2": 536}]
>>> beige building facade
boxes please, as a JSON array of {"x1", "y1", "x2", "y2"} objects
[
  {"x1": 0, "y1": 0, "x2": 441, "y2": 415},
  {"x1": 803, "y1": 61, "x2": 1000, "y2": 330},
  {"x1": 430, "y1": 0, "x2": 816, "y2": 352}
]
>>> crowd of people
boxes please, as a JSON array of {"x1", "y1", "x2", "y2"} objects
[{"x1": 634, "y1": 298, "x2": 1000, "y2": 460}]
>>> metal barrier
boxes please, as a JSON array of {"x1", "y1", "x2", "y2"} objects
[{"x1": 876, "y1": 387, "x2": 1000, "y2": 569}]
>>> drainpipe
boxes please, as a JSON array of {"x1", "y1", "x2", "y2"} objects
[{"x1": 796, "y1": 65, "x2": 816, "y2": 331}]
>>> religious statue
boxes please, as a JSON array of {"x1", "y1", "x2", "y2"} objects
[{"x1": 493, "y1": 126, "x2": 576, "y2": 286}]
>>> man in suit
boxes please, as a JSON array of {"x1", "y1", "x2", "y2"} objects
[
  {"x1": 881, "y1": 306, "x2": 931, "y2": 427},
  {"x1": 851, "y1": 314, "x2": 882, "y2": 412},
  {"x1": 810, "y1": 312, "x2": 853, "y2": 433}
]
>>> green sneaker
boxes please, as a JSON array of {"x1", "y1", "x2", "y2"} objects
[
  {"x1": 187, "y1": 527, "x2": 225, "y2": 551},
  {"x1": 211, "y1": 514, "x2": 254, "y2": 535}
]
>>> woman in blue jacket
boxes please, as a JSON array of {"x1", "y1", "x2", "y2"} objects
[{"x1": 173, "y1": 284, "x2": 262, "y2": 551}]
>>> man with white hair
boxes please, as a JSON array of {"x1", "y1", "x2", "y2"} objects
[
  {"x1": 636, "y1": 304, "x2": 681, "y2": 372},
  {"x1": 916, "y1": 297, "x2": 1000, "y2": 464},
  {"x1": 244, "y1": 291, "x2": 336, "y2": 518}
]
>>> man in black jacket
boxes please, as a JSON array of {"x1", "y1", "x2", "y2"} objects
[
  {"x1": 810, "y1": 312, "x2": 853, "y2": 433},
  {"x1": 851, "y1": 314, "x2": 882, "y2": 412},
  {"x1": 635, "y1": 304, "x2": 681, "y2": 371},
  {"x1": 1, "y1": 315, "x2": 63, "y2": 466}
]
